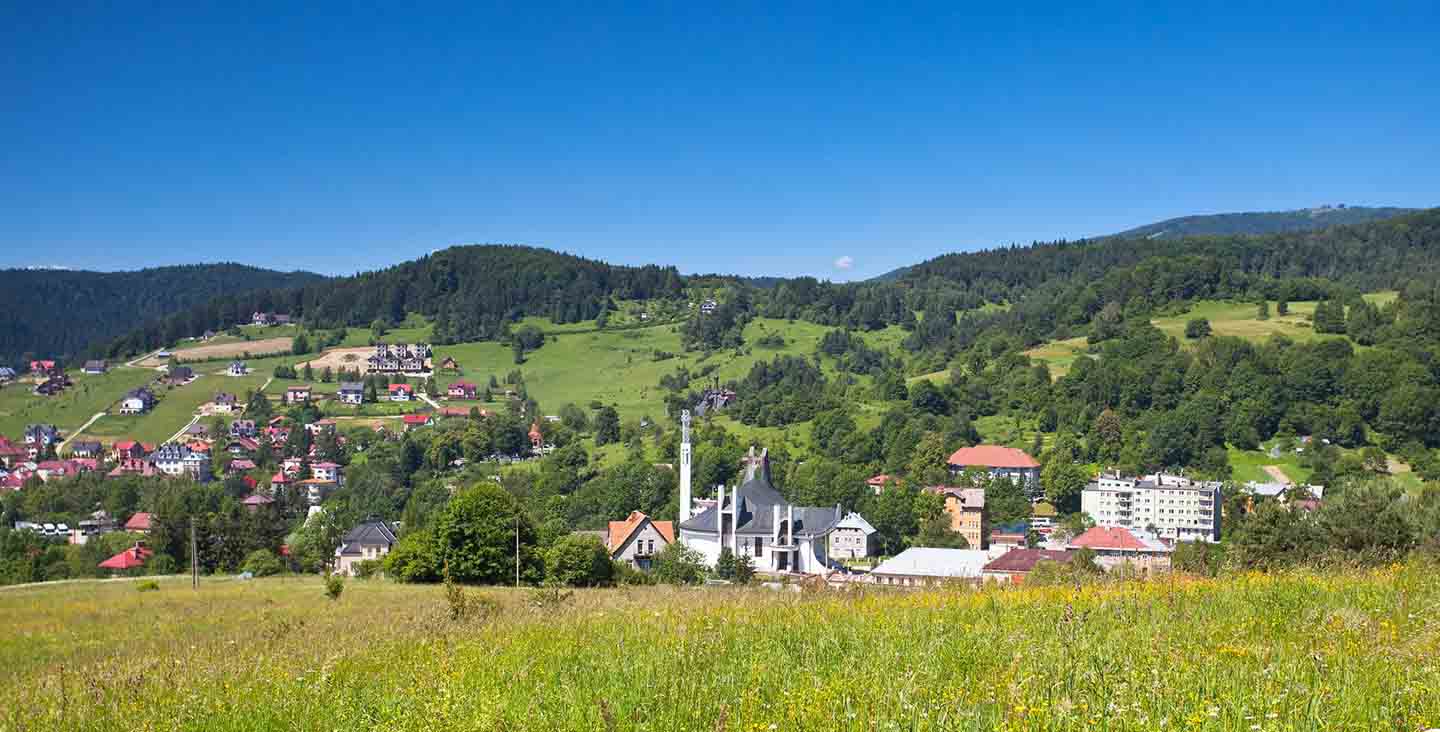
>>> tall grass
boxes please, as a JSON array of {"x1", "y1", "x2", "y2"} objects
[{"x1": 3, "y1": 563, "x2": 1438, "y2": 731}]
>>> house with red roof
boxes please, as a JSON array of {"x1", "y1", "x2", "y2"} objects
[
  {"x1": 528, "y1": 422, "x2": 544, "y2": 453},
  {"x1": 606, "y1": 511, "x2": 675, "y2": 570},
  {"x1": 0, "y1": 438, "x2": 27, "y2": 468},
  {"x1": 241, "y1": 493, "x2": 275, "y2": 512},
  {"x1": 865, "y1": 474, "x2": 894, "y2": 495},
  {"x1": 947, "y1": 445, "x2": 1041, "y2": 496},
  {"x1": 401, "y1": 413, "x2": 432, "y2": 430},
  {"x1": 388, "y1": 383, "x2": 414, "y2": 402},
  {"x1": 227, "y1": 459, "x2": 257, "y2": 475},
  {"x1": 981, "y1": 548, "x2": 1076, "y2": 585},
  {"x1": 35, "y1": 460, "x2": 77, "y2": 482},
  {"x1": 124, "y1": 512, "x2": 154, "y2": 532},
  {"x1": 98, "y1": 542, "x2": 152, "y2": 572},
  {"x1": 1068, "y1": 526, "x2": 1172, "y2": 573}
]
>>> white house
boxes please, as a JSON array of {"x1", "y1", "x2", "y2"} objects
[
  {"x1": 311, "y1": 461, "x2": 344, "y2": 485},
  {"x1": 869, "y1": 547, "x2": 1005, "y2": 587},
  {"x1": 1081, "y1": 472, "x2": 1221, "y2": 542},
  {"x1": 828, "y1": 512, "x2": 877, "y2": 560},
  {"x1": 333, "y1": 519, "x2": 398, "y2": 576},
  {"x1": 337, "y1": 382, "x2": 364, "y2": 405}
]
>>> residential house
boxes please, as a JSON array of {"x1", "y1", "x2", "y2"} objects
[
  {"x1": 1030, "y1": 501, "x2": 1058, "y2": 534},
  {"x1": 311, "y1": 461, "x2": 344, "y2": 485},
  {"x1": 401, "y1": 413, "x2": 433, "y2": 430},
  {"x1": 264, "y1": 424, "x2": 292, "y2": 445},
  {"x1": 305, "y1": 418, "x2": 337, "y2": 436},
  {"x1": 98, "y1": 542, "x2": 153, "y2": 572},
  {"x1": 35, "y1": 460, "x2": 77, "y2": 482},
  {"x1": 865, "y1": 473, "x2": 893, "y2": 495},
  {"x1": 924, "y1": 486, "x2": 987, "y2": 550},
  {"x1": 241, "y1": 493, "x2": 274, "y2": 513},
  {"x1": 228, "y1": 360, "x2": 248, "y2": 376},
  {"x1": 988, "y1": 521, "x2": 1031, "y2": 550},
  {"x1": 981, "y1": 548, "x2": 1076, "y2": 584},
  {"x1": 24, "y1": 424, "x2": 59, "y2": 458},
  {"x1": 699, "y1": 298, "x2": 719, "y2": 314},
  {"x1": 333, "y1": 519, "x2": 399, "y2": 576},
  {"x1": 81, "y1": 360, "x2": 108, "y2": 375},
  {"x1": 1068, "y1": 526, "x2": 1173, "y2": 573},
  {"x1": 693, "y1": 388, "x2": 736, "y2": 416},
  {"x1": 119, "y1": 387, "x2": 156, "y2": 415},
  {"x1": 227, "y1": 459, "x2": 257, "y2": 475},
  {"x1": 868, "y1": 547, "x2": 1002, "y2": 587},
  {"x1": 0, "y1": 366, "x2": 17, "y2": 384},
  {"x1": 165, "y1": 366, "x2": 194, "y2": 385},
  {"x1": 111, "y1": 440, "x2": 151, "y2": 462},
  {"x1": 230, "y1": 419, "x2": 257, "y2": 438},
  {"x1": 269, "y1": 472, "x2": 291, "y2": 491},
  {"x1": 0, "y1": 438, "x2": 26, "y2": 468},
  {"x1": 947, "y1": 445, "x2": 1041, "y2": 496},
  {"x1": 124, "y1": 512, "x2": 153, "y2": 533},
  {"x1": 447, "y1": 381, "x2": 478, "y2": 400},
  {"x1": 827, "y1": 512, "x2": 877, "y2": 560},
  {"x1": 150, "y1": 443, "x2": 211, "y2": 481},
  {"x1": 226, "y1": 437, "x2": 260, "y2": 457},
  {"x1": 387, "y1": 383, "x2": 413, "y2": 402},
  {"x1": 438, "y1": 356, "x2": 460, "y2": 372},
  {"x1": 284, "y1": 385, "x2": 312, "y2": 405},
  {"x1": 212, "y1": 392, "x2": 239, "y2": 413},
  {"x1": 183, "y1": 423, "x2": 209, "y2": 440},
  {"x1": 251, "y1": 311, "x2": 292, "y2": 326},
  {"x1": 73, "y1": 510, "x2": 119, "y2": 544},
  {"x1": 337, "y1": 382, "x2": 364, "y2": 405},
  {"x1": 677, "y1": 447, "x2": 842, "y2": 575},
  {"x1": 67, "y1": 440, "x2": 104, "y2": 459},
  {"x1": 1081, "y1": 472, "x2": 1221, "y2": 542},
  {"x1": 606, "y1": 511, "x2": 675, "y2": 570},
  {"x1": 29, "y1": 360, "x2": 59, "y2": 376}
]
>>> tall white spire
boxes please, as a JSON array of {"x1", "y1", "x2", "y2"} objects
[{"x1": 679, "y1": 409, "x2": 692, "y2": 523}]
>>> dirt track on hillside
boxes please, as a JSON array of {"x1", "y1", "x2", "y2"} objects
[
  {"x1": 1262, "y1": 465, "x2": 1292, "y2": 484},
  {"x1": 137, "y1": 337, "x2": 293, "y2": 366}
]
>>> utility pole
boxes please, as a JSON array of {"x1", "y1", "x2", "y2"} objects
[
  {"x1": 189, "y1": 518, "x2": 199, "y2": 589},
  {"x1": 514, "y1": 514, "x2": 520, "y2": 587}
]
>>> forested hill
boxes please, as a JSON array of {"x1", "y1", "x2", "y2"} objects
[
  {"x1": 102, "y1": 245, "x2": 684, "y2": 357},
  {"x1": 868, "y1": 205, "x2": 1419, "y2": 282},
  {"x1": 1110, "y1": 205, "x2": 1418, "y2": 240},
  {"x1": 0, "y1": 264, "x2": 325, "y2": 366}
]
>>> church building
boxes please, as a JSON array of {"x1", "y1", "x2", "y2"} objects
[{"x1": 675, "y1": 411, "x2": 842, "y2": 575}]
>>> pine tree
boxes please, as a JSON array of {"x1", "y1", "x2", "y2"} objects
[{"x1": 1256, "y1": 300, "x2": 1270, "y2": 321}]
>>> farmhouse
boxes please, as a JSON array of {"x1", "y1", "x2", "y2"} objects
[
  {"x1": 827, "y1": 512, "x2": 877, "y2": 560},
  {"x1": 947, "y1": 445, "x2": 1041, "y2": 495},
  {"x1": 402, "y1": 413, "x2": 433, "y2": 430},
  {"x1": 606, "y1": 511, "x2": 674, "y2": 570},
  {"x1": 439, "y1": 356, "x2": 460, "y2": 372},
  {"x1": 82, "y1": 360, "x2": 108, "y2": 375},
  {"x1": 110, "y1": 440, "x2": 151, "y2": 462},
  {"x1": 284, "y1": 385, "x2": 312, "y2": 404},
  {"x1": 228, "y1": 360, "x2": 248, "y2": 376},
  {"x1": 387, "y1": 383, "x2": 414, "y2": 402},
  {"x1": 67, "y1": 440, "x2": 104, "y2": 459},
  {"x1": 98, "y1": 542, "x2": 153, "y2": 572},
  {"x1": 333, "y1": 519, "x2": 398, "y2": 576},
  {"x1": 447, "y1": 381, "x2": 478, "y2": 400},
  {"x1": 34, "y1": 376, "x2": 70, "y2": 396},
  {"x1": 212, "y1": 392, "x2": 239, "y2": 413},
  {"x1": 337, "y1": 382, "x2": 364, "y2": 405},
  {"x1": 226, "y1": 437, "x2": 260, "y2": 456},
  {"x1": 677, "y1": 446, "x2": 841, "y2": 575},
  {"x1": 251, "y1": 312, "x2": 293, "y2": 326},
  {"x1": 164, "y1": 366, "x2": 194, "y2": 385}
]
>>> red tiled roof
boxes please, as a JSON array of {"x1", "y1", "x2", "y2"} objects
[
  {"x1": 1070, "y1": 526, "x2": 1148, "y2": 551},
  {"x1": 866, "y1": 473, "x2": 892, "y2": 486},
  {"x1": 124, "y1": 512, "x2": 153, "y2": 531},
  {"x1": 241, "y1": 493, "x2": 274, "y2": 505},
  {"x1": 947, "y1": 445, "x2": 1040, "y2": 469},
  {"x1": 389, "y1": 383, "x2": 413, "y2": 392},
  {"x1": 983, "y1": 548, "x2": 1074, "y2": 573},
  {"x1": 114, "y1": 439, "x2": 138, "y2": 451},
  {"x1": 402, "y1": 414, "x2": 430, "y2": 425},
  {"x1": 99, "y1": 544, "x2": 152, "y2": 570},
  {"x1": 606, "y1": 511, "x2": 675, "y2": 552}
]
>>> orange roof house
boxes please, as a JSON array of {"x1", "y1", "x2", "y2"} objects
[
  {"x1": 99, "y1": 543, "x2": 153, "y2": 570},
  {"x1": 946, "y1": 445, "x2": 1041, "y2": 495},
  {"x1": 124, "y1": 512, "x2": 153, "y2": 532},
  {"x1": 606, "y1": 511, "x2": 675, "y2": 568}
]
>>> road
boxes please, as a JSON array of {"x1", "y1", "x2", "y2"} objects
[
  {"x1": 124, "y1": 349, "x2": 168, "y2": 370},
  {"x1": 418, "y1": 391, "x2": 442, "y2": 410},
  {"x1": 58, "y1": 412, "x2": 107, "y2": 451},
  {"x1": 167, "y1": 414, "x2": 201, "y2": 444}
]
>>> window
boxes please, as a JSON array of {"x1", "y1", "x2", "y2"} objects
[{"x1": 754, "y1": 537, "x2": 763, "y2": 557}]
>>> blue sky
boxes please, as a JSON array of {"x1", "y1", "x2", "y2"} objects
[{"x1": 2, "y1": 2, "x2": 1437, "y2": 280}]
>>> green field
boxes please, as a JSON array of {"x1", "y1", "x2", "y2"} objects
[
  {"x1": 79, "y1": 369, "x2": 273, "y2": 446},
  {"x1": 0, "y1": 369, "x2": 158, "y2": 442},
  {"x1": 4, "y1": 564, "x2": 1438, "y2": 730}
]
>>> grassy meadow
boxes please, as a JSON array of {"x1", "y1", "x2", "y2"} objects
[
  {"x1": 3, "y1": 564, "x2": 1439, "y2": 731},
  {"x1": 0, "y1": 369, "x2": 157, "y2": 441}
]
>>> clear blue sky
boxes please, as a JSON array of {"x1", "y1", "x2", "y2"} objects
[{"x1": 2, "y1": 2, "x2": 1437, "y2": 280}]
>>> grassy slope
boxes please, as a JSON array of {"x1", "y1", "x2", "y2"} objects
[
  {"x1": 0, "y1": 369, "x2": 157, "y2": 441},
  {"x1": 3, "y1": 566, "x2": 1438, "y2": 730}
]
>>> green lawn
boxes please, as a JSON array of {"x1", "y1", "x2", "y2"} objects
[
  {"x1": 1227, "y1": 444, "x2": 1314, "y2": 484},
  {"x1": 0, "y1": 369, "x2": 158, "y2": 442},
  {"x1": 80, "y1": 369, "x2": 273, "y2": 446}
]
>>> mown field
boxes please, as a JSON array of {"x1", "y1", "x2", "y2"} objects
[
  {"x1": 3, "y1": 563, "x2": 1438, "y2": 731},
  {"x1": 0, "y1": 369, "x2": 158, "y2": 441}
]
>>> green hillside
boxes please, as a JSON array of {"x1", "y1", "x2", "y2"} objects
[{"x1": 1111, "y1": 205, "x2": 1417, "y2": 240}]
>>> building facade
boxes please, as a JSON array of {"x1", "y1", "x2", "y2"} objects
[
  {"x1": 606, "y1": 511, "x2": 675, "y2": 570},
  {"x1": 827, "y1": 512, "x2": 877, "y2": 560},
  {"x1": 946, "y1": 445, "x2": 1041, "y2": 495},
  {"x1": 1081, "y1": 472, "x2": 1221, "y2": 542}
]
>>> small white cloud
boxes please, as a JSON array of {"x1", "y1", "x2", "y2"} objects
[{"x1": 833, "y1": 255, "x2": 854, "y2": 270}]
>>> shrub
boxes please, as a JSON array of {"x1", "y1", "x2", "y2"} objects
[
  {"x1": 544, "y1": 535, "x2": 613, "y2": 587},
  {"x1": 652, "y1": 542, "x2": 706, "y2": 585},
  {"x1": 135, "y1": 580, "x2": 160, "y2": 592},
  {"x1": 384, "y1": 530, "x2": 441, "y2": 583},
  {"x1": 241, "y1": 549, "x2": 283, "y2": 577},
  {"x1": 353, "y1": 559, "x2": 381, "y2": 580},
  {"x1": 148, "y1": 554, "x2": 178, "y2": 576},
  {"x1": 324, "y1": 573, "x2": 345, "y2": 601}
]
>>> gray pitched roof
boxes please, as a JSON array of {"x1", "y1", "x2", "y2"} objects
[
  {"x1": 678, "y1": 447, "x2": 841, "y2": 539},
  {"x1": 336, "y1": 520, "x2": 398, "y2": 556}
]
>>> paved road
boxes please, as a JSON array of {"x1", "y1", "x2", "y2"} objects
[{"x1": 167, "y1": 414, "x2": 201, "y2": 444}]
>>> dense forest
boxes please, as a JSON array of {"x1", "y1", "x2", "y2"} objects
[
  {"x1": 1110, "y1": 205, "x2": 1417, "y2": 240},
  {"x1": 0, "y1": 264, "x2": 325, "y2": 367},
  {"x1": 99, "y1": 246, "x2": 685, "y2": 358}
]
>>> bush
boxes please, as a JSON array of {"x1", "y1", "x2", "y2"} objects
[
  {"x1": 324, "y1": 573, "x2": 345, "y2": 601},
  {"x1": 353, "y1": 559, "x2": 381, "y2": 579},
  {"x1": 384, "y1": 530, "x2": 441, "y2": 582},
  {"x1": 148, "y1": 554, "x2": 178, "y2": 576},
  {"x1": 652, "y1": 542, "x2": 707, "y2": 585},
  {"x1": 135, "y1": 580, "x2": 160, "y2": 592},
  {"x1": 1184, "y1": 318, "x2": 1211, "y2": 339},
  {"x1": 544, "y1": 534, "x2": 614, "y2": 587},
  {"x1": 241, "y1": 549, "x2": 283, "y2": 577}
]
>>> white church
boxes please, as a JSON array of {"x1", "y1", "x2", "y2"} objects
[{"x1": 675, "y1": 410, "x2": 843, "y2": 575}]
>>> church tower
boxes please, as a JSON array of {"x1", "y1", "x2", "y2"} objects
[{"x1": 679, "y1": 409, "x2": 692, "y2": 522}]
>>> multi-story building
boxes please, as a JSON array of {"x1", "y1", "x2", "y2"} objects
[
  {"x1": 946, "y1": 445, "x2": 1041, "y2": 496},
  {"x1": 828, "y1": 512, "x2": 877, "y2": 560},
  {"x1": 1081, "y1": 472, "x2": 1221, "y2": 542},
  {"x1": 366, "y1": 343, "x2": 432, "y2": 375},
  {"x1": 924, "y1": 486, "x2": 987, "y2": 549}
]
